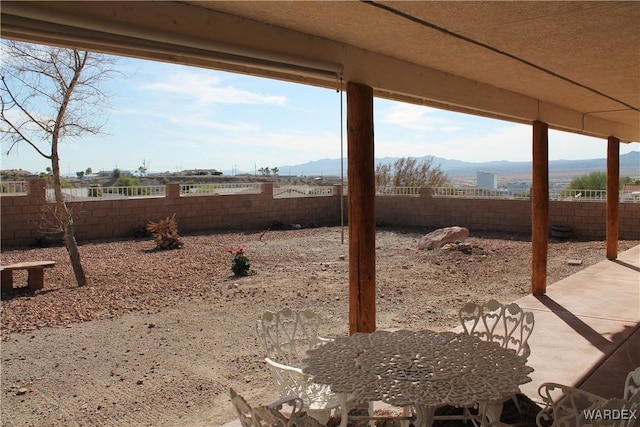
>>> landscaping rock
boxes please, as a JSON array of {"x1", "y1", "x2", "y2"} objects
[{"x1": 418, "y1": 226, "x2": 469, "y2": 250}]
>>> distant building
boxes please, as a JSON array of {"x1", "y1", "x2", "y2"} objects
[
  {"x1": 622, "y1": 183, "x2": 640, "y2": 202},
  {"x1": 477, "y1": 172, "x2": 497, "y2": 189},
  {"x1": 184, "y1": 169, "x2": 223, "y2": 176}
]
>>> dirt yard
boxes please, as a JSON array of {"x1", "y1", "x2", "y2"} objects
[{"x1": 1, "y1": 226, "x2": 638, "y2": 426}]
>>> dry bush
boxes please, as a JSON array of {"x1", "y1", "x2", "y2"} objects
[
  {"x1": 146, "y1": 214, "x2": 184, "y2": 250},
  {"x1": 375, "y1": 156, "x2": 447, "y2": 187}
]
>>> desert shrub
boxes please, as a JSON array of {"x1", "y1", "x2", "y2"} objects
[
  {"x1": 229, "y1": 247, "x2": 251, "y2": 277},
  {"x1": 567, "y1": 171, "x2": 607, "y2": 190},
  {"x1": 146, "y1": 214, "x2": 184, "y2": 250},
  {"x1": 113, "y1": 177, "x2": 148, "y2": 196},
  {"x1": 88, "y1": 184, "x2": 102, "y2": 197},
  {"x1": 375, "y1": 156, "x2": 447, "y2": 187},
  {"x1": 621, "y1": 176, "x2": 640, "y2": 185},
  {"x1": 116, "y1": 176, "x2": 139, "y2": 187}
]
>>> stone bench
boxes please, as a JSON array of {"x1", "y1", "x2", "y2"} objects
[{"x1": 1, "y1": 261, "x2": 56, "y2": 292}]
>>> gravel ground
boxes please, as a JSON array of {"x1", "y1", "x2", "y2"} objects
[{"x1": 1, "y1": 226, "x2": 638, "y2": 426}]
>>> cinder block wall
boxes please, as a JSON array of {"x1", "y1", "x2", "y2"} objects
[
  {"x1": 375, "y1": 192, "x2": 640, "y2": 240},
  {"x1": 2, "y1": 181, "x2": 638, "y2": 248},
  {"x1": 1, "y1": 179, "x2": 49, "y2": 248},
  {"x1": 1, "y1": 181, "x2": 342, "y2": 248},
  {"x1": 376, "y1": 194, "x2": 531, "y2": 235}
]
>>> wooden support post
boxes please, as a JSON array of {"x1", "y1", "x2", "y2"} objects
[
  {"x1": 347, "y1": 82, "x2": 376, "y2": 335},
  {"x1": 531, "y1": 121, "x2": 549, "y2": 296},
  {"x1": 606, "y1": 137, "x2": 620, "y2": 260}
]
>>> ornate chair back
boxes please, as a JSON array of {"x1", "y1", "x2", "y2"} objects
[
  {"x1": 230, "y1": 388, "x2": 304, "y2": 427},
  {"x1": 230, "y1": 387, "x2": 254, "y2": 427},
  {"x1": 256, "y1": 308, "x2": 345, "y2": 426},
  {"x1": 624, "y1": 367, "x2": 640, "y2": 400},
  {"x1": 257, "y1": 308, "x2": 323, "y2": 367},
  {"x1": 537, "y1": 368, "x2": 640, "y2": 427},
  {"x1": 459, "y1": 299, "x2": 534, "y2": 359},
  {"x1": 536, "y1": 383, "x2": 609, "y2": 426}
]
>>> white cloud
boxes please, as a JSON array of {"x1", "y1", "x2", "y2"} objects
[
  {"x1": 112, "y1": 103, "x2": 261, "y2": 133},
  {"x1": 378, "y1": 103, "x2": 457, "y2": 131},
  {"x1": 161, "y1": 111, "x2": 261, "y2": 132},
  {"x1": 141, "y1": 71, "x2": 286, "y2": 106}
]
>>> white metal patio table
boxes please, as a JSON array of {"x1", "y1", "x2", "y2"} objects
[{"x1": 302, "y1": 329, "x2": 533, "y2": 426}]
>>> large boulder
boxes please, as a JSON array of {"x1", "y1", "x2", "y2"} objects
[{"x1": 418, "y1": 226, "x2": 469, "y2": 250}]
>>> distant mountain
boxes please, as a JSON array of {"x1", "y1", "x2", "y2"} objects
[
  {"x1": 235, "y1": 151, "x2": 639, "y2": 177},
  {"x1": 439, "y1": 151, "x2": 640, "y2": 176},
  {"x1": 275, "y1": 158, "x2": 347, "y2": 177}
]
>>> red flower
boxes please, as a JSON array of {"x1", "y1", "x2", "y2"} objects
[{"x1": 237, "y1": 247, "x2": 244, "y2": 254}]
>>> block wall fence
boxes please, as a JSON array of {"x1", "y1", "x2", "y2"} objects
[
  {"x1": 0, "y1": 180, "x2": 341, "y2": 248},
  {"x1": 1, "y1": 179, "x2": 639, "y2": 248},
  {"x1": 376, "y1": 188, "x2": 640, "y2": 240}
]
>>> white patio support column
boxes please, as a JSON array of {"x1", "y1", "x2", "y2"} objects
[
  {"x1": 347, "y1": 81, "x2": 376, "y2": 335},
  {"x1": 532, "y1": 121, "x2": 549, "y2": 295},
  {"x1": 606, "y1": 136, "x2": 620, "y2": 260}
]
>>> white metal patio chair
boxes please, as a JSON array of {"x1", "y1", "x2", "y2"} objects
[
  {"x1": 458, "y1": 299, "x2": 535, "y2": 417},
  {"x1": 230, "y1": 387, "x2": 305, "y2": 427},
  {"x1": 459, "y1": 299, "x2": 535, "y2": 359},
  {"x1": 536, "y1": 383, "x2": 609, "y2": 427},
  {"x1": 536, "y1": 377, "x2": 640, "y2": 427},
  {"x1": 256, "y1": 308, "x2": 350, "y2": 427},
  {"x1": 624, "y1": 367, "x2": 640, "y2": 401}
]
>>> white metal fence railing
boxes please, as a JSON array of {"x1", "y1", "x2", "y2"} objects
[
  {"x1": 431, "y1": 187, "x2": 531, "y2": 200},
  {"x1": 621, "y1": 191, "x2": 640, "y2": 203},
  {"x1": 429, "y1": 187, "x2": 640, "y2": 202},
  {"x1": 180, "y1": 183, "x2": 261, "y2": 195},
  {"x1": 274, "y1": 185, "x2": 334, "y2": 198},
  {"x1": 45, "y1": 185, "x2": 166, "y2": 201},
  {"x1": 0, "y1": 180, "x2": 29, "y2": 194},
  {"x1": 375, "y1": 186, "x2": 421, "y2": 196},
  {"x1": 3, "y1": 180, "x2": 639, "y2": 203},
  {"x1": 549, "y1": 188, "x2": 607, "y2": 201}
]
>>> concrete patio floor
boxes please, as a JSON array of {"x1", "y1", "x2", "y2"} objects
[
  {"x1": 222, "y1": 244, "x2": 640, "y2": 426},
  {"x1": 518, "y1": 243, "x2": 640, "y2": 402}
]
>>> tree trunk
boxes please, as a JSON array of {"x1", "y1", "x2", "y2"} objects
[
  {"x1": 52, "y1": 148, "x2": 87, "y2": 286},
  {"x1": 61, "y1": 202, "x2": 87, "y2": 286}
]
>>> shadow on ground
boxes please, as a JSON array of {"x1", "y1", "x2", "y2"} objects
[{"x1": 327, "y1": 394, "x2": 542, "y2": 427}]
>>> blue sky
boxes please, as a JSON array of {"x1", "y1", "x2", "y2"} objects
[{"x1": 1, "y1": 56, "x2": 637, "y2": 175}]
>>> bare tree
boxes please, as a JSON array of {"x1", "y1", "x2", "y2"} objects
[
  {"x1": 375, "y1": 156, "x2": 448, "y2": 187},
  {"x1": 138, "y1": 159, "x2": 149, "y2": 176},
  {"x1": 1, "y1": 40, "x2": 119, "y2": 286}
]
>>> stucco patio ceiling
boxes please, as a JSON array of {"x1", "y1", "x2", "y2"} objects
[{"x1": 2, "y1": 1, "x2": 639, "y2": 143}]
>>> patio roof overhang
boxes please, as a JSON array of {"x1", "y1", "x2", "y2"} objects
[{"x1": 1, "y1": 1, "x2": 639, "y2": 143}]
